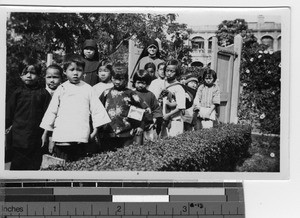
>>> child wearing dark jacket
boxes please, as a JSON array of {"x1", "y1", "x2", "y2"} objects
[
  {"x1": 132, "y1": 70, "x2": 163, "y2": 145},
  {"x1": 6, "y1": 59, "x2": 52, "y2": 170},
  {"x1": 99, "y1": 63, "x2": 149, "y2": 151}
]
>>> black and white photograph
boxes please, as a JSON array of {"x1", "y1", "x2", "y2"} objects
[
  {"x1": 1, "y1": 5, "x2": 289, "y2": 180},
  {"x1": 1, "y1": 1, "x2": 299, "y2": 218}
]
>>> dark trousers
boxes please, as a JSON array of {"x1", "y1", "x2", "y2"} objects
[
  {"x1": 53, "y1": 143, "x2": 86, "y2": 162},
  {"x1": 10, "y1": 147, "x2": 42, "y2": 170}
]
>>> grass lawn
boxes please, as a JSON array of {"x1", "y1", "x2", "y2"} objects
[{"x1": 236, "y1": 133, "x2": 280, "y2": 172}]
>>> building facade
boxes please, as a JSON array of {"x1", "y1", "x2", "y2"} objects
[{"x1": 186, "y1": 15, "x2": 281, "y2": 67}]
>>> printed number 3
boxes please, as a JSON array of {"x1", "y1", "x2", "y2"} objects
[{"x1": 182, "y1": 206, "x2": 187, "y2": 212}]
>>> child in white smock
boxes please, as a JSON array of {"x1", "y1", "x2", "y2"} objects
[{"x1": 40, "y1": 54, "x2": 111, "y2": 161}]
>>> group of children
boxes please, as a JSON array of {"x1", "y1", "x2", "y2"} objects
[{"x1": 5, "y1": 39, "x2": 220, "y2": 170}]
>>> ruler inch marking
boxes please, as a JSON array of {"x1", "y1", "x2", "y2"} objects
[{"x1": 2, "y1": 183, "x2": 244, "y2": 218}]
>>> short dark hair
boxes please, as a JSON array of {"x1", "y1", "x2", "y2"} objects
[
  {"x1": 99, "y1": 60, "x2": 114, "y2": 76},
  {"x1": 111, "y1": 62, "x2": 128, "y2": 80},
  {"x1": 144, "y1": 62, "x2": 156, "y2": 72},
  {"x1": 132, "y1": 70, "x2": 152, "y2": 87},
  {"x1": 202, "y1": 68, "x2": 217, "y2": 83},
  {"x1": 157, "y1": 62, "x2": 166, "y2": 71},
  {"x1": 62, "y1": 54, "x2": 85, "y2": 71},
  {"x1": 45, "y1": 64, "x2": 63, "y2": 77},
  {"x1": 166, "y1": 59, "x2": 181, "y2": 77},
  {"x1": 19, "y1": 58, "x2": 42, "y2": 76}
]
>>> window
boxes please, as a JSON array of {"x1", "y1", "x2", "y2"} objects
[
  {"x1": 191, "y1": 37, "x2": 205, "y2": 53},
  {"x1": 191, "y1": 61, "x2": 204, "y2": 67},
  {"x1": 208, "y1": 37, "x2": 213, "y2": 53}
]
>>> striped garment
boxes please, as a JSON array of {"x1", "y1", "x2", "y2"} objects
[{"x1": 195, "y1": 83, "x2": 220, "y2": 108}]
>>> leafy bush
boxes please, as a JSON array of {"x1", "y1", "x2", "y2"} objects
[
  {"x1": 44, "y1": 124, "x2": 251, "y2": 171},
  {"x1": 238, "y1": 42, "x2": 281, "y2": 134}
]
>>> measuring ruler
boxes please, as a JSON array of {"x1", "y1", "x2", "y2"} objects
[{"x1": 1, "y1": 181, "x2": 245, "y2": 217}]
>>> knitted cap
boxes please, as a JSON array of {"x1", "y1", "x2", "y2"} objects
[
  {"x1": 83, "y1": 39, "x2": 97, "y2": 50},
  {"x1": 185, "y1": 74, "x2": 198, "y2": 84}
]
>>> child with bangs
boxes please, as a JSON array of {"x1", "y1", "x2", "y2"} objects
[
  {"x1": 45, "y1": 64, "x2": 63, "y2": 96},
  {"x1": 132, "y1": 70, "x2": 163, "y2": 145},
  {"x1": 6, "y1": 58, "x2": 52, "y2": 170},
  {"x1": 194, "y1": 68, "x2": 220, "y2": 129},
  {"x1": 160, "y1": 59, "x2": 186, "y2": 138},
  {"x1": 144, "y1": 62, "x2": 156, "y2": 82},
  {"x1": 42, "y1": 64, "x2": 64, "y2": 156},
  {"x1": 148, "y1": 62, "x2": 166, "y2": 100},
  {"x1": 40, "y1": 54, "x2": 111, "y2": 162},
  {"x1": 99, "y1": 63, "x2": 149, "y2": 151},
  {"x1": 93, "y1": 60, "x2": 114, "y2": 98}
]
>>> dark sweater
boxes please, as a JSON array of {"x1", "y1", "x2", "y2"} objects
[
  {"x1": 6, "y1": 84, "x2": 51, "y2": 149},
  {"x1": 135, "y1": 89, "x2": 163, "y2": 129},
  {"x1": 99, "y1": 87, "x2": 149, "y2": 137}
]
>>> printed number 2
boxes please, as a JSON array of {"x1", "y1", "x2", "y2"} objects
[
  {"x1": 182, "y1": 206, "x2": 187, "y2": 212},
  {"x1": 116, "y1": 206, "x2": 122, "y2": 213}
]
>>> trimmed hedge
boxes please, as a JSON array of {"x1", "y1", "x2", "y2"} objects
[{"x1": 44, "y1": 124, "x2": 251, "y2": 171}]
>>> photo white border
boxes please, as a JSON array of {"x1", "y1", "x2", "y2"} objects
[{"x1": 0, "y1": 4, "x2": 290, "y2": 181}]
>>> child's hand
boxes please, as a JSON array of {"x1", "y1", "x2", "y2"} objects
[
  {"x1": 5, "y1": 126, "x2": 12, "y2": 134},
  {"x1": 90, "y1": 132, "x2": 97, "y2": 141},
  {"x1": 89, "y1": 128, "x2": 98, "y2": 141},
  {"x1": 159, "y1": 89, "x2": 170, "y2": 98},
  {"x1": 193, "y1": 105, "x2": 200, "y2": 112},
  {"x1": 148, "y1": 123, "x2": 156, "y2": 130},
  {"x1": 135, "y1": 127, "x2": 143, "y2": 136},
  {"x1": 48, "y1": 141, "x2": 55, "y2": 154},
  {"x1": 153, "y1": 118, "x2": 157, "y2": 124},
  {"x1": 41, "y1": 131, "x2": 48, "y2": 148},
  {"x1": 166, "y1": 100, "x2": 177, "y2": 109},
  {"x1": 145, "y1": 107, "x2": 151, "y2": 114}
]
